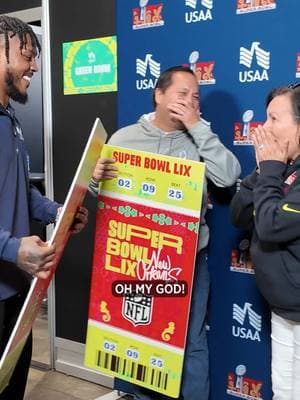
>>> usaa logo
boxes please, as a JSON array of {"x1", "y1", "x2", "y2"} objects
[
  {"x1": 185, "y1": 0, "x2": 213, "y2": 24},
  {"x1": 236, "y1": 0, "x2": 276, "y2": 15},
  {"x1": 132, "y1": 0, "x2": 164, "y2": 30},
  {"x1": 136, "y1": 54, "x2": 161, "y2": 90},
  {"x1": 185, "y1": 51, "x2": 216, "y2": 85},
  {"x1": 239, "y1": 42, "x2": 270, "y2": 83},
  {"x1": 234, "y1": 110, "x2": 263, "y2": 145},
  {"x1": 232, "y1": 302, "x2": 262, "y2": 342},
  {"x1": 227, "y1": 365, "x2": 263, "y2": 399},
  {"x1": 296, "y1": 53, "x2": 300, "y2": 78}
]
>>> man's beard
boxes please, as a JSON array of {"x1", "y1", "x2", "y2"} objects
[{"x1": 5, "y1": 71, "x2": 28, "y2": 104}]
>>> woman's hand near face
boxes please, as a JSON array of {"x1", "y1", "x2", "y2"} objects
[{"x1": 251, "y1": 125, "x2": 289, "y2": 165}]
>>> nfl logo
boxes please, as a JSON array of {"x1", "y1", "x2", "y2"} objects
[{"x1": 122, "y1": 293, "x2": 153, "y2": 326}]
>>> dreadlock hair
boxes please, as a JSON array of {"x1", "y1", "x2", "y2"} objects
[{"x1": 0, "y1": 15, "x2": 41, "y2": 63}]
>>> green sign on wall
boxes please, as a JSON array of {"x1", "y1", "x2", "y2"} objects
[{"x1": 63, "y1": 36, "x2": 117, "y2": 95}]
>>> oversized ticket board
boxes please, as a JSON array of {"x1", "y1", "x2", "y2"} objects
[
  {"x1": 0, "y1": 118, "x2": 107, "y2": 393},
  {"x1": 85, "y1": 145, "x2": 205, "y2": 398}
]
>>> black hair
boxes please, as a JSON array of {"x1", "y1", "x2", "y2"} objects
[
  {"x1": 152, "y1": 66, "x2": 195, "y2": 108},
  {"x1": 266, "y1": 83, "x2": 300, "y2": 122},
  {"x1": 0, "y1": 15, "x2": 41, "y2": 63}
]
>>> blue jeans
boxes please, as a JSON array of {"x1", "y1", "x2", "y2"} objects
[{"x1": 122, "y1": 250, "x2": 210, "y2": 400}]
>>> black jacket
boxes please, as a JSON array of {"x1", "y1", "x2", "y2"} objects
[{"x1": 230, "y1": 157, "x2": 300, "y2": 322}]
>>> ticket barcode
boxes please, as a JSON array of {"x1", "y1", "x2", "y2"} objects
[{"x1": 96, "y1": 350, "x2": 169, "y2": 391}]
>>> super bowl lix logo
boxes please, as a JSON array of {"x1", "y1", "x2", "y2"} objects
[
  {"x1": 232, "y1": 302, "x2": 262, "y2": 342},
  {"x1": 239, "y1": 42, "x2": 270, "y2": 83},
  {"x1": 185, "y1": 51, "x2": 216, "y2": 85},
  {"x1": 230, "y1": 238, "x2": 254, "y2": 274},
  {"x1": 237, "y1": 0, "x2": 276, "y2": 15},
  {"x1": 185, "y1": 0, "x2": 213, "y2": 23},
  {"x1": 227, "y1": 365, "x2": 263, "y2": 399},
  {"x1": 133, "y1": 0, "x2": 164, "y2": 30},
  {"x1": 296, "y1": 53, "x2": 300, "y2": 78},
  {"x1": 136, "y1": 54, "x2": 161, "y2": 90},
  {"x1": 234, "y1": 110, "x2": 263, "y2": 145},
  {"x1": 123, "y1": 293, "x2": 153, "y2": 326}
]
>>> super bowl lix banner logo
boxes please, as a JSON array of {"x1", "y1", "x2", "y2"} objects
[
  {"x1": 234, "y1": 110, "x2": 263, "y2": 145},
  {"x1": 85, "y1": 146, "x2": 204, "y2": 398},
  {"x1": 230, "y1": 238, "x2": 254, "y2": 274},
  {"x1": 227, "y1": 365, "x2": 263, "y2": 399},
  {"x1": 236, "y1": 0, "x2": 276, "y2": 15},
  {"x1": 296, "y1": 53, "x2": 300, "y2": 78},
  {"x1": 184, "y1": 51, "x2": 216, "y2": 85},
  {"x1": 133, "y1": 0, "x2": 164, "y2": 29}
]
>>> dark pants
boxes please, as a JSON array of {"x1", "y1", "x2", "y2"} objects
[
  {"x1": 0, "y1": 292, "x2": 32, "y2": 400},
  {"x1": 117, "y1": 250, "x2": 210, "y2": 400}
]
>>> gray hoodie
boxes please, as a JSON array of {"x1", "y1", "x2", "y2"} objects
[{"x1": 104, "y1": 113, "x2": 241, "y2": 251}]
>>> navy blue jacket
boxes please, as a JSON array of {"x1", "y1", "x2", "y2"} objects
[
  {"x1": 0, "y1": 104, "x2": 59, "y2": 299},
  {"x1": 230, "y1": 157, "x2": 300, "y2": 322}
]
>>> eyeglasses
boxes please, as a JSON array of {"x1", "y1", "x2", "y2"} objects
[{"x1": 288, "y1": 82, "x2": 300, "y2": 89}]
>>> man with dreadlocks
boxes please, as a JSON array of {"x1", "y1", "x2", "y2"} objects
[{"x1": 0, "y1": 15, "x2": 88, "y2": 399}]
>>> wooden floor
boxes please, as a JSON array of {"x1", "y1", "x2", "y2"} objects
[{"x1": 24, "y1": 306, "x2": 129, "y2": 400}]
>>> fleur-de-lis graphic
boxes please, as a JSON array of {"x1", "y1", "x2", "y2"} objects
[
  {"x1": 162, "y1": 322, "x2": 175, "y2": 341},
  {"x1": 100, "y1": 301, "x2": 111, "y2": 322}
]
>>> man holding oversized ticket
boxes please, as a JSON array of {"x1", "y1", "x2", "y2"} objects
[{"x1": 90, "y1": 66, "x2": 241, "y2": 400}]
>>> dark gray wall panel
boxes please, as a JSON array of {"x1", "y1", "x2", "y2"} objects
[
  {"x1": 50, "y1": 0, "x2": 116, "y2": 342},
  {"x1": 0, "y1": 1, "x2": 41, "y2": 13}
]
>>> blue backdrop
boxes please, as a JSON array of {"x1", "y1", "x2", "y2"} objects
[{"x1": 116, "y1": 1, "x2": 300, "y2": 399}]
